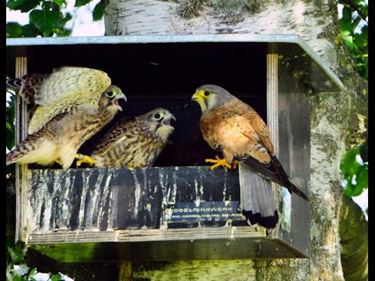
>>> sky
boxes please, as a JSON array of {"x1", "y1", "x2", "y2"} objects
[{"x1": 6, "y1": 1, "x2": 368, "y2": 215}]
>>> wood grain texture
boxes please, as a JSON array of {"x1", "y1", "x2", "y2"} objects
[{"x1": 24, "y1": 166, "x2": 243, "y2": 233}]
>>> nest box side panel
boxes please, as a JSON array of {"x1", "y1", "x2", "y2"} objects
[{"x1": 277, "y1": 60, "x2": 310, "y2": 256}]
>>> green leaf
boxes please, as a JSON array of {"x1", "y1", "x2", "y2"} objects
[
  {"x1": 22, "y1": 24, "x2": 41, "y2": 37},
  {"x1": 356, "y1": 166, "x2": 368, "y2": 188},
  {"x1": 12, "y1": 275, "x2": 23, "y2": 281},
  {"x1": 341, "y1": 146, "x2": 368, "y2": 197},
  {"x1": 75, "y1": 0, "x2": 91, "y2": 7},
  {"x1": 7, "y1": 0, "x2": 41, "y2": 12},
  {"x1": 6, "y1": 121, "x2": 13, "y2": 131},
  {"x1": 8, "y1": 243, "x2": 26, "y2": 263},
  {"x1": 93, "y1": 0, "x2": 106, "y2": 21},
  {"x1": 53, "y1": 0, "x2": 66, "y2": 7},
  {"x1": 340, "y1": 147, "x2": 361, "y2": 174},
  {"x1": 29, "y1": 9, "x2": 71, "y2": 37},
  {"x1": 30, "y1": 9, "x2": 55, "y2": 36},
  {"x1": 340, "y1": 6, "x2": 353, "y2": 30},
  {"x1": 28, "y1": 268, "x2": 37, "y2": 278},
  {"x1": 343, "y1": 165, "x2": 368, "y2": 196},
  {"x1": 51, "y1": 274, "x2": 62, "y2": 281},
  {"x1": 6, "y1": 22, "x2": 24, "y2": 38},
  {"x1": 353, "y1": 32, "x2": 367, "y2": 49}
]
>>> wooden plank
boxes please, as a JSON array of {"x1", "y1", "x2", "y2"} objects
[
  {"x1": 15, "y1": 56, "x2": 29, "y2": 242},
  {"x1": 28, "y1": 227, "x2": 265, "y2": 244},
  {"x1": 29, "y1": 235, "x2": 306, "y2": 262},
  {"x1": 25, "y1": 167, "x2": 245, "y2": 234}
]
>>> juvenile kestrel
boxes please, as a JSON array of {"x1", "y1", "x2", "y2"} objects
[
  {"x1": 6, "y1": 67, "x2": 126, "y2": 170},
  {"x1": 192, "y1": 84, "x2": 308, "y2": 228},
  {"x1": 8, "y1": 66, "x2": 116, "y2": 134},
  {"x1": 86, "y1": 108, "x2": 175, "y2": 168}
]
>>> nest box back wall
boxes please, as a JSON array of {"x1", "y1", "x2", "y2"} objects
[{"x1": 26, "y1": 43, "x2": 267, "y2": 167}]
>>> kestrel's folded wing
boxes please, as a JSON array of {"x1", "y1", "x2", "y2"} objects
[
  {"x1": 28, "y1": 66, "x2": 112, "y2": 134},
  {"x1": 241, "y1": 102, "x2": 276, "y2": 157},
  {"x1": 91, "y1": 118, "x2": 136, "y2": 156}
]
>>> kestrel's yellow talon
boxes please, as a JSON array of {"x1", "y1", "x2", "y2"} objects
[
  {"x1": 205, "y1": 156, "x2": 232, "y2": 170},
  {"x1": 76, "y1": 154, "x2": 96, "y2": 167},
  {"x1": 127, "y1": 164, "x2": 142, "y2": 170}
]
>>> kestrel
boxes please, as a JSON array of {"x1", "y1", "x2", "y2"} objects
[
  {"x1": 192, "y1": 84, "x2": 309, "y2": 228},
  {"x1": 6, "y1": 67, "x2": 127, "y2": 170},
  {"x1": 86, "y1": 108, "x2": 175, "y2": 168}
]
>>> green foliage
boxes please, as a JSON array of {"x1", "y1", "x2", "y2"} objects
[
  {"x1": 92, "y1": 0, "x2": 106, "y2": 21},
  {"x1": 7, "y1": 241, "x2": 74, "y2": 280},
  {"x1": 75, "y1": 0, "x2": 92, "y2": 7},
  {"x1": 29, "y1": 8, "x2": 72, "y2": 36},
  {"x1": 6, "y1": 0, "x2": 108, "y2": 38},
  {"x1": 338, "y1": 0, "x2": 368, "y2": 80},
  {"x1": 7, "y1": 22, "x2": 41, "y2": 37},
  {"x1": 340, "y1": 145, "x2": 368, "y2": 197},
  {"x1": 338, "y1": 0, "x2": 368, "y2": 198},
  {"x1": 7, "y1": 0, "x2": 41, "y2": 12},
  {"x1": 6, "y1": 0, "x2": 71, "y2": 37}
]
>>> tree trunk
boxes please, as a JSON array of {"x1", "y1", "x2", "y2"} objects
[{"x1": 104, "y1": 0, "x2": 367, "y2": 280}]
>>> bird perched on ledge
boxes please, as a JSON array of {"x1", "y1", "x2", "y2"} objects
[
  {"x1": 6, "y1": 66, "x2": 126, "y2": 170},
  {"x1": 85, "y1": 108, "x2": 175, "y2": 168},
  {"x1": 191, "y1": 84, "x2": 309, "y2": 228}
]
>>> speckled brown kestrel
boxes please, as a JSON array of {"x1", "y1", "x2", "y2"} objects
[
  {"x1": 88, "y1": 108, "x2": 175, "y2": 168},
  {"x1": 6, "y1": 67, "x2": 127, "y2": 170}
]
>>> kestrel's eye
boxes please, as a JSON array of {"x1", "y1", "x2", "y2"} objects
[
  {"x1": 204, "y1": 91, "x2": 210, "y2": 96},
  {"x1": 106, "y1": 91, "x2": 115, "y2": 98},
  {"x1": 154, "y1": 113, "x2": 161, "y2": 119}
]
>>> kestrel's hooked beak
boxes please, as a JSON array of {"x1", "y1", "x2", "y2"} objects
[
  {"x1": 162, "y1": 112, "x2": 176, "y2": 128},
  {"x1": 114, "y1": 92, "x2": 127, "y2": 111},
  {"x1": 191, "y1": 90, "x2": 207, "y2": 112}
]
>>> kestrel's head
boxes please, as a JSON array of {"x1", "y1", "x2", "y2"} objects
[
  {"x1": 137, "y1": 108, "x2": 176, "y2": 142},
  {"x1": 99, "y1": 85, "x2": 127, "y2": 112},
  {"x1": 191, "y1": 84, "x2": 234, "y2": 113}
]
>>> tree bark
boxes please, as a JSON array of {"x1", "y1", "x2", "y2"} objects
[{"x1": 104, "y1": 0, "x2": 368, "y2": 280}]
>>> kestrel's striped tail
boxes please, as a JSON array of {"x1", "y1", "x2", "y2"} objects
[
  {"x1": 241, "y1": 155, "x2": 309, "y2": 201},
  {"x1": 6, "y1": 143, "x2": 31, "y2": 166},
  {"x1": 6, "y1": 133, "x2": 45, "y2": 166},
  {"x1": 240, "y1": 169, "x2": 279, "y2": 229}
]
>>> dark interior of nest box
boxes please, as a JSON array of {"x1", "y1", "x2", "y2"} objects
[{"x1": 23, "y1": 42, "x2": 267, "y2": 167}]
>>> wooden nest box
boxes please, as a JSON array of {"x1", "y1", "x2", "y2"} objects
[{"x1": 6, "y1": 34, "x2": 344, "y2": 262}]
